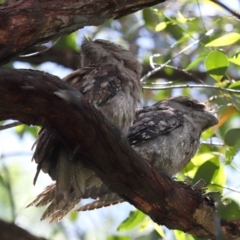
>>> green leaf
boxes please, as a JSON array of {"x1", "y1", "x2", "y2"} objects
[
  {"x1": 231, "y1": 95, "x2": 240, "y2": 111},
  {"x1": 210, "y1": 165, "x2": 226, "y2": 192},
  {"x1": 229, "y1": 81, "x2": 240, "y2": 90},
  {"x1": 225, "y1": 145, "x2": 240, "y2": 164},
  {"x1": 191, "y1": 153, "x2": 216, "y2": 166},
  {"x1": 205, "y1": 33, "x2": 240, "y2": 47},
  {"x1": 185, "y1": 52, "x2": 209, "y2": 71},
  {"x1": 69, "y1": 212, "x2": 78, "y2": 222},
  {"x1": 176, "y1": 11, "x2": 195, "y2": 23},
  {"x1": 57, "y1": 32, "x2": 78, "y2": 51},
  {"x1": 193, "y1": 161, "x2": 218, "y2": 185},
  {"x1": 229, "y1": 55, "x2": 240, "y2": 66},
  {"x1": 117, "y1": 210, "x2": 146, "y2": 232},
  {"x1": 0, "y1": 172, "x2": 5, "y2": 187},
  {"x1": 224, "y1": 128, "x2": 240, "y2": 146},
  {"x1": 139, "y1": 218, "x2": 150, "y2": 232},
  {"x1": 154, "y1": 224, "x2": 165, "y2": 237},
  {"x1": 218, "y1": 198, "x2": 240, "y2": 220},
  {"x1": 201, "y1": 127, "x2": 215, "y2": 139},
  {"x1": 142, "y1": 8, "x2": 159, "y2": 31},
  {"x1": 174, "y1": 230, "x2": 195, "y2": 240},
  {"x1": 177, "y1": 11, "x2": 187, "y2": 23},
  {"x1": 107, "y1": 236, "x2": 130, "y2": 240},
  {"x1": 155, "y1": 22, "x2": 168, "y2": 32},
  {"x1": 204, "y1": 50, "x2": 229, "y2": 81},
  {"x1": 15, "y1": 125, "x2": 39, "y2": 139}
]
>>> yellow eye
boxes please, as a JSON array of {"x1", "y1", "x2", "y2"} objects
[{"x1": 185, "y1": 101, "x2": 194, "y2": 108}]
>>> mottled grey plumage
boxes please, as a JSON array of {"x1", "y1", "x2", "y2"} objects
[
  {"x1": 28, "y1": 96, "x2": 218, "y2": 221},
  {"x1": 77, "y1": 96, "x2": 219, "y2": 211},
  {"x1": 29, "y1": 38, "x2": 142, "y2": 221}
]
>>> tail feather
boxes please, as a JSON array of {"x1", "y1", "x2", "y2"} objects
[
  {"x1": 56, "y1": 149, "x2": 72, "y2": 200},
  {"x1": 32, "y1": 129, "x2": 62, "y2": 183},
  {"x1": 26, "y1": 184, "x2": 55, "y2": 208},
  {"x1": 76, "y1": 193, "x2": 123, "y2": 211},
  {"x1": 41, "y1": 195, "x2": 80, "y2": 222}
]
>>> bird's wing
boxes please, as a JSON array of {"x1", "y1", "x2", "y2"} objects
[
  {"x1": 128, "y1": 106, "x2": 183, "y2": 146},
  {"x1": 63, "y1": 65, "x2": 123, "y2": 107},
  {"x1": 32, "y1": 65, "x2": 124, "y2": 187}
]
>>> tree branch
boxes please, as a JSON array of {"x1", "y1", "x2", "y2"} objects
[
  {"x1": 13, "y1": 46, "x2": 209, "y2": 82},
  {"x1": 0, "y1": 0, "x2": 164, "y2": 65},
  {"x1": 0, "y1": 68, "x2": 239, "y2": 239},
  {"x1": 0, "y1": 219, "x2": 46, "y2": 240}
]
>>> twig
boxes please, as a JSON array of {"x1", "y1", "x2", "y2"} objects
[
  {"x1": 142, "y1": 83, "x2": 240, "y2": 94},
  {"x1": 0, "y1": 121, "x2": 22, "y2": 130},
  {"x1": 149, "y1": 64, "x2": 206, "y2": 84},
  {"x1": 210, "y1": 183, "x2": 240, "y2": 194},
  {"x1": 19, "y1": 38, "x2": 60, "y2": 57},
  {"x1": 201, "y1": 140, "x2": 225, "y2": 147},
  {"x1": 141, "y1": 29, "x2": 214, "y2": 83},
  {"x1": 210, "y1": 0, "x2": 240, "y2": 20}
]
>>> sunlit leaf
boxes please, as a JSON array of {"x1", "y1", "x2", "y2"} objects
[
  {"x1": 202, "y1": 0, "x2": 225, "y2": 11},
  {"x1": 210, "y1": 165, "x2": 226, "y2": 192},
  {"x1": 185, "y1": 52, "x2": 209, "y2": 71},
  {"x1": 224, "y1": 128, "x2": 240, "y2": 146},
  {"x1": 154, "y1": 224, "x2": 165, "y2": 237},
  {"x1": 204, "y1": 50, "x2": 229, "y2": 81},
  {"x1": 205, "y1": 33, "x2": 240, "y2": 47},
  {"x1": 174, "y1": 230, "x2": 195, "y2": 240},
  {"x1": 176, "y1": 11, "x2": 195, "y2": 23},
  {"x1": 57, "y1": 32, "x2": 78, "y2": 51},
  {"x1": 117, "y1": 210, "x2": 146, "y2": 232},
  {"x1": 229, "y1": 81, "x2": 240, "y2": 90},
  {"x1": 191, "y1": 153, "x2": 216, "y2": 166},
  {"x1": 201, "y1": 127, "x2": 215, "y2": 139},
  {"x1": 155, "y1": 22, "x2": 168, "y2": 32},
  {"x1": 181, "y1": 161, "x2": 198, "y2": 178},
  {"x1": 139, "y1": 218, "x2": 150, "y2": 232},
  {"x1": 229, "y1": 54, "x2": 240, "y2": 66},
  {"x1": 193, "y1": 161, "x2": 218, "y2": 185},
  {"x1": 177, "y1": 11, "x2": 187, "y2": 23},
  {"x1": 15, "y1": 125, "x2": 39, "y2": 139}
]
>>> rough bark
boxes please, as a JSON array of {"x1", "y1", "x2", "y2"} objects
[
  {"x1": 0, "y1": 0, "x2": 165, "y2": 65},
  {"x1": 0, "y1": 68, "x2": 239, "y2": 240}
]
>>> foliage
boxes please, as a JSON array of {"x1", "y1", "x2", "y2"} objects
[{"x1": 1, "y1": 0, "x2": 240, "y2": 239}]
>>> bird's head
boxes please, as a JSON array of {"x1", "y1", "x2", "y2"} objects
[
  {"x1": 80, "y1": 38, "x2": 142, "y2": 77},
  {"x1": 159, "y1": 96, "x2": 219, "y2": 132}
]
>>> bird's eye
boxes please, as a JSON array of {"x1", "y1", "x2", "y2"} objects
[{"x1": 185, "y1": 101, "x2": 194, "y2": 108}]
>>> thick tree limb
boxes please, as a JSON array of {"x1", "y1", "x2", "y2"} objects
[
  {"x1": 0, "y1": 219, "x2": 46, "y2": 240},
  {"x1": 0, "y1": 0, "x2": 165, "y2": 65},
  {"x1": 0, "y1": 68, "x2": 239, "y2": 239}
]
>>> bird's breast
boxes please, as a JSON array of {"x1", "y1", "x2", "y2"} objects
[{"x1": 132, "y1": 123, "x2": 200, "y2": 176}]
